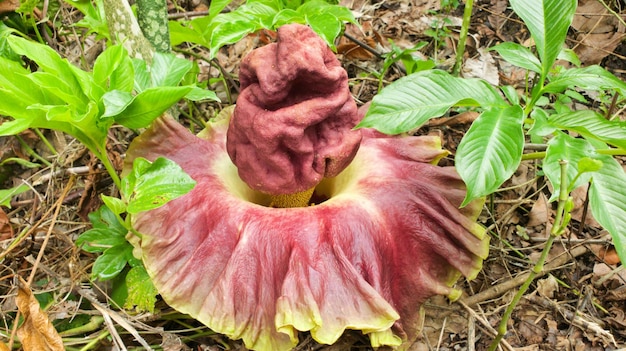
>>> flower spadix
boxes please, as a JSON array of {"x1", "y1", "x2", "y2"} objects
[{"x1": 125, "y1": 24, "x2": 489, "y2": 351}]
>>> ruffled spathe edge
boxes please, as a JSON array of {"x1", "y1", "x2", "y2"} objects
[{"x1": 125, "y1": 110, "x2": 488, "y2": 351}]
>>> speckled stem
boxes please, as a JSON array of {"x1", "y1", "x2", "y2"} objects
[
  {"x1": 137, "y1": 0, "x2": 171, "y2": 52},
  {"x1": 103, "y1": 0, "x2": 154, "y2": 62},
  {"x1": 269, "y1": 187, "x2": 315, "y2": 208}
]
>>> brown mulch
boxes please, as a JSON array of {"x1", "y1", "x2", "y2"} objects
[{"x1": 1, "y1": 0, "x2": 626, "y2": 350}]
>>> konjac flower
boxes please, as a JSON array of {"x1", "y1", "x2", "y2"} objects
[{"x1": 125, "y1": 24, "x2": 489, "y2": 351}]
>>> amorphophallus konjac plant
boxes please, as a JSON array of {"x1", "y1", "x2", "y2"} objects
[{"x1": 125, "y1": 24, "x2": 489, "y2": 351}]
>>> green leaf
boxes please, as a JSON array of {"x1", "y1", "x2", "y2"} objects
[
  {"x1": 113, "y1": 86, "x2": 193, "y2": 129},
  {"x1": 101, "y1": 195, "x2": 127, "y2": 215},
  {"x1": 209, "y1": 20, "x2": 259, "y2": 59},
  {"x1": 102, "y1": 90, "x2": 134, "y2": 118},
  {"x1": 490, "y1": 42, "x2": 541, "y2": 73},
  {"x1": 273, "y1": 9, "x2": 304, "y2": 27},
  {"x1": 124, "y1": 266, "x2": 158, "y2": 313},
  {"x1": 548, "y1": 110, "x2": 626, "y2": 149},
  {"x1": 0, "y1": 184, "x2": 30, "y2": 208},
  {"x1": 589, "y1": 154, "x2": 626, "y2": 265},
  {"x1": 150, "y1": 52, "x2": 193, "y2": 87},
  {"x1": 543, "y1": 65, "x2": 626, "y2": 95},
  {"x1": 132, "y1": 59, "x2": 151, "y2": 93},
  {"x1": 92, "y1": 244, "x2": 134, "y2": 280},
  {"x1": 92, "y1": 44, "x2": 134, "y2": 92},
  {"x1": 208, "y1": 0, "x2": 235, "y2": 23},
  {"x1": 168, "y1": 20, "x2": 208, "y2": 47},
  {"x1": 358, "y1": 70, "x2": 507, "y2": 134},
  {"x1": 76, "y1": 205, "x2": 128, "y2": 253},
  {"x1": 8, "y1": 35, "x2": 91, "y2": 101},
  {"x1": 123, "y1": 157, "x2": 196, "y2": 214},
  {"x1": 76, "y1": 228, "x2": 129, "y2": 253},
  {"x1": 544, "y1": 132, "x2": 595, "y2": 201},
  {"x1": 306, "y1": 12, "x2": 341, "y2": 50},
  {"x1": 184, "y1": 86, "x2": 220, "y2": 102},
  {"x1": 456, "y1": 105, "x2": 525, "y2": 206},
  {"x1": 557, "y1": 47, "x2": 581, "y2": 67},
  {"x1": 578, "y1": 157, "x2": 603, "y2": 174},
  {"x1": 510, "y1": 0, "x2": 576, "y2": 77}
]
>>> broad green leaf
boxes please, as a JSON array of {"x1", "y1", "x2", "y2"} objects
[
  {"x1": 510, "y1": 0, "x2": 576, "y2": 77},
  {"x1": 306, "y1": 12, "x2": 341, "y2": 50},
  {"x1": 358, "y1": 70, "x2": 507, "y2": 134},
  {"x1": 456, "y1": 105, "x2": 524, "y2": 206},
  {"x1": 0, "y1": 117, "x2": 34, "y2": 136},
  {"x1": 184, "y1": 86, "x2": 220, "y2": 102},
  {"x1": 168, "y1": 20, "x2": 208, "y2": 47},
  {"x1": 543, "y1": 65, "x2": 626, "y2": 96},
  {"x1": 273, "y1": 9, "x2": 304, "y2": 27},
  {"x1": 490, "y1": 42, "x2": 541, "y2": 73},
  {"x1": 102, "y1": 90, "x2": 134, "y2": 118},
  {"x1": 0, "y1": 184, "x2": 30, "y2": 208},
  {"x1": 544, "y1": 132, "x2": 595, "y2": 201},
  {"x1": 113, "y1": 86, "x2": 193, "y2": 129},
  {"x1": 578, "y1": 157, "x2": 603, "y2": 174},
  {"x1": 589, "y1": 154, "x2": 626, "y2": 264},
  {"x1": 124, "y1": 266, "x2": 158, "y2": 313},
  {"x1": 101, "y1": 195, "x2": 127, "y2": 215},
  {"x1": 501, "y1": 85, "x2": 520, "y2": 105},
  {"x1": 208, "y1": 0, "x2": 235, "y2": 23},
  {"x1": 8, "y1": 35, "x2": 92, "y2": 100},
  {"x1": 92, "y1": 244, "x2": 134, "y2": 280},
  {"x1": 132, "y1": 59, "x2": 151, "y2": 93},
  {"x1": 92, "y1": 44, "x2": 134, "y2": 92},
  {"x1": 150, "y1": 52, "x2": 193, "y2": 87},
  {"x1": 240, "y1": 2, "x2": 279, "y2": 28},
  {"x1": 124, "y1": 157, "x2": 196, "y2": 214},
  {"x1": 28, "y1": 72, "x2": 87, "y2": 106},
  {"x1": 527, "y1": 108, "x2": 556, "y2": 138},
  {"x1": 557, "y1": 48, "x2": 581, "y2": 67},
  {"x1": 76, "y1": 205, "x2": 128, "y2": 252},
  {"x1": 76, "y1": 228, "x2": 128, "y2": 253},
  {"x1": 209, "y1": 20, "x2": 259, "y2": 59},
  {"x1": 323, "y1": 4, "x2": 357, "y2": 23},
  {"x1": 548, "y1": 110, "x2": 626, "y2": 149}
]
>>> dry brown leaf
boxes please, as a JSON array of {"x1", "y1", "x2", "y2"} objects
[
  {"x1": 0, "y1": 340, "x2": 9, "y2": 351},
  {"x1": 0, "y1": 208, "x2": 13, "y2": 240},
  {"x1": 536, "y1": 275, "x2": 559, "y2": 299},
  {"x1": 16, "y1": 277, "x2": 64, "y2": 351},
  {"x1": 0, "y1": 0, "x2": 19, "y2": 14},
  {"x1": 461, "y1": 49, "x2": 499, "y2": 86},
  {"x1": 527, "y1": 192, "x2": 550, "y2": 228},
  {"x1": 571, "y1": 0, "x2": 626, "y2": 65}
]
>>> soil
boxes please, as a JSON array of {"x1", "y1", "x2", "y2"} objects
[{"x1": 1, "y1": 0, "x2": 626, "y2": 350}]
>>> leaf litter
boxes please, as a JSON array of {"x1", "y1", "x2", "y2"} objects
[{"x1": 2, "y1": 0, "x2": 626, "y2": 350}]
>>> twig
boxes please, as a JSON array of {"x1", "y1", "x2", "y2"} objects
[
  {"x1": 526, "y1": 295, "x2": 617, "y2": 347},
  {"x1": 460, "y1": 243, "x2": 589, "y2": 307}
]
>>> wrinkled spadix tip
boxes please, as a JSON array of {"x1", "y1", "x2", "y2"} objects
[{"x1": 226, "y1": 24, "x2": 362, "y2": 195}]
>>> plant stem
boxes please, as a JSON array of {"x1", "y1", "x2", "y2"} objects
[
  {"x1": 487, "y1": 160, "x2": 570, "y2": 351},
  {"x1": 95, "y1": 147, "x2": 121, "y2": 189},
  {"x1": 520, "y1": 151, "x2": 546, "y2": 160},
  {"x1": 15, "y1": 135, "x2": 53, "y2": 167},
  {"x1": 452, "y1": 0, "x2": 473, "y2": 76}
]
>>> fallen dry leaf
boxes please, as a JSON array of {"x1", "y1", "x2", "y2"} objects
[
  {"x1": 0, "y1": 340, "x2": 9, "y2": 351},
  {"x1": 0, "y1": 207, "x2": 13, "y2": 240},
  {"x1": 16, "y1": 277, "x2": 64, "y2": 351}
]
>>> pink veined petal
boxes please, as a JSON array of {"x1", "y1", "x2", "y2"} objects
[{"x1": 125, "y1": 111, "x2": 488, "y2": 351}]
